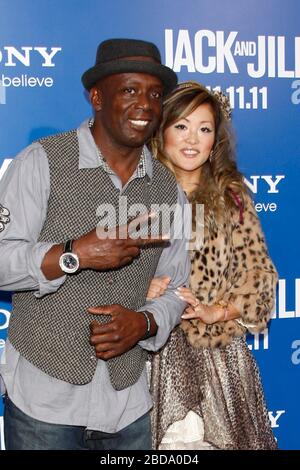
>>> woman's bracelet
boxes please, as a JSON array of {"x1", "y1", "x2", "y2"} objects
[
  {"x1": 235, "y1": 317, "x2": 257, "y2": 330},
  {"x1": 215, "y1": 302, "x2": 229, "y2": 322}
]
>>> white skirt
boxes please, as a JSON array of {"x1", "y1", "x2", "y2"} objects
[{"x1": 159, "y1": 411, "x2": 217, "y2": 450}]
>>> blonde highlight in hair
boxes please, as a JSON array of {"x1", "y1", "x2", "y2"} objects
[{"x1": 151, "y1": 81, "x2": 248, "y2": 225}]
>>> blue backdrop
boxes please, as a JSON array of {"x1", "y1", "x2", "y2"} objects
[{"x1": 0, "y1": 0, "x2": 299, "y2": 450}]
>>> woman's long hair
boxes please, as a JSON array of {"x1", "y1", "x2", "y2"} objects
[{"x1": 151, "y1": 81, "x2": 248, "y2": 226}]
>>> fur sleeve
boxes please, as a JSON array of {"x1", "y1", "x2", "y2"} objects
[{"x1": 224, "y1": 194, "x2": 278, "y2": 333}]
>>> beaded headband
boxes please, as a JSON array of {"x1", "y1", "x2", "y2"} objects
[{"x1": 174, "y1": 81, "x2": 232, "y2": 121}]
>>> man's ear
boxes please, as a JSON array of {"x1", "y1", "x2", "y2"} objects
[{"x1": 89, "y1": 87, "x2": 102, "y2": 112}]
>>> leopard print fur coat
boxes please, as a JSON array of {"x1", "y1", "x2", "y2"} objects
[{"x1": 180, "y1": 193, "x2": 278, "y2": 348}]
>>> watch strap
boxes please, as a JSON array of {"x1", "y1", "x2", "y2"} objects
[{"x1": 64, "y1": 239, "x2": 73, "y2": 253}]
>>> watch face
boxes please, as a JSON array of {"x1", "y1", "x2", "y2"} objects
[
  {"x1": 63, "y1": 254, "x2": 77, "y2": 269},
  {"x1": 59, "y1": 252, "x2": 79, "y2": 274}
]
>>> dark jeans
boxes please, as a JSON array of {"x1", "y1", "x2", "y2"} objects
[{"x1": 4, "y1": 396, "x2": 151, "y2": 450}]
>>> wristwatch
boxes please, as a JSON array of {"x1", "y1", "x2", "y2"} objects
[{"x1": 59, "y1": 239, "x2": 80, "y2": 274}]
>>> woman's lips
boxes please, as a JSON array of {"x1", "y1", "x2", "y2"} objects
[{"x1": 180, "y1": 148, "x2": 200, "y2": 157}]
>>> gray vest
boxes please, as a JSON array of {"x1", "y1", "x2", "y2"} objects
[{"x1": 9, "y1": 130, "x2": 177, "y2": 390}]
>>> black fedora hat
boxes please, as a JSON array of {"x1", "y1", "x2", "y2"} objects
[{"x1": 81, "y1": 38, "x2": 178, "y2": 95}]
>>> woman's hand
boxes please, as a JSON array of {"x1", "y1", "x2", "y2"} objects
[
  {"x1": 177, "y1": 287, "x2": 224, "y2": 324},
  {"x1": 146, "y1": 276, "x2": 171, "y2": 300}
]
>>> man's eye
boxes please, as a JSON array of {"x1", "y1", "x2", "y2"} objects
[
  {"x1": 152, "y1": 91, "x2": 162, "y2": 99},
  {"x1": 123, "y1": 88, "x2": 135, "y2": 94}
]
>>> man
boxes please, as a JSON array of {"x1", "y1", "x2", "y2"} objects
[{"x1": 0, "y1": 38, "x2": 190, "y2": 450}]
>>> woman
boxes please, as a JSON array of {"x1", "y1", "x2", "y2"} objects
[{"x1": 148, "y1": 81, "x2": 278, "y2": 450}]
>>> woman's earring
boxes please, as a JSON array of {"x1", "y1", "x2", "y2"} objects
[{"x1": 209, "y1": 150, "x2": 214, "y2": 163}]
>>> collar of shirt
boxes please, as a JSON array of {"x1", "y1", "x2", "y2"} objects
[{"x1": 77, "y1": 118, "x2": 153, "y2": 181}]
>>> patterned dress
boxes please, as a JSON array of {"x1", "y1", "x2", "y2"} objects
[{"x1": 150, "y1": 194, "x2": 278, "y2": 450}]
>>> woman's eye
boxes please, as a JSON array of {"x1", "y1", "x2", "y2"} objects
[
  {"x1": 174, "y1": 124, "x2": 187, "y2": 130},
  {"x1": 201, "y1": 127, "x2": 213, "y2": 133}
]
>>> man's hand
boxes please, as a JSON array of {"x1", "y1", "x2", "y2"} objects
[
  {"x1": 41, "y1": 212, "x2": 168, "y2": 280},
  {"x1": 74, "y1": 212, "x2": 168, "y2": 271},
  {"x1": 88, "y1": 304, "x2": 157, "y2": 360}
]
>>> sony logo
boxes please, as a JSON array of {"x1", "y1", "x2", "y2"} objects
[
  {"x1": 244, "y1": 175, "x2": 285, "y2": 194},
  {"x1": 0, "y1": 47, "x2": 62, "y2": 67},
  {"x1": 268, "y1": 410, "x2": 286, "y2": 428}
]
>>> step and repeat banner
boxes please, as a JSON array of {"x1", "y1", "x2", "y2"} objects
[{"x1": 0, "y1": 0, "x2": 299, "y2": 450}]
